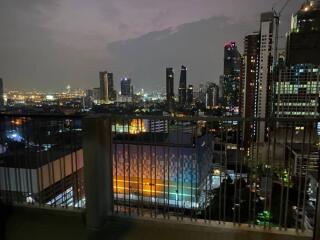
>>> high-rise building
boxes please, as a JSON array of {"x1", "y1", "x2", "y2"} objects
[
  {"x1": 178, "y1": 65, "x2": 187, "y2": 105},
  {"x1": 240, "y1": 33, "x2": 260, "y2": 149},
  {"x1": 273, "y1": 1, "x2": 320, "y2": 119},
  {"x1": 274, "y1": 65, "x2": 320, "y2": 118},
  {"x1": 240, "y1": 12, "x2": 276, "y2": 143},
  {"x1": 92, "y1": 88, "x2": 101, "y2": 101},
  {"x1": 206, "y1": 83, "x2": 219, "y2": 109},
  {"x1": 100, "y1": 71, "x2": 116, "y2": 103},
  {"x1": 166, "y1": 68, "x2": 174, "y2": 105},
  {"x1": 198, "y1": 84, "x2": 206, "y2": 105},
  {"x1": 107, "y1": 72, "x2": 116, "y2": 101},
  {"x1": 0, "y1": 78, "x2": 3, "y2": 107},
  {"x1": 256, "y1": 12, "x2": 276, "y2": 142},
  {"x1": 84, "y1": 89, "x2": 94, "y2": 109},
  {"x1": 99, "y1": 71, "x2": 109, "y2": 103},
  {"x1": 286, "y1": 1, "x2": 320, "y2": 65},
  {"x1": 224, "y1": 41, "x2": 241, "y2": 75},
  {"x1": 222, "y1": 42, "x2": 241, "y2": 111},
  {"x1": 193, "y1": 84, "x2": 206, "y2": 106},
  {"x1": 187, "y1": 85, "x2": 193, "y2": 105},
  {"x1": 121, "y1": 78, "x2": 132, "y2": 96}
]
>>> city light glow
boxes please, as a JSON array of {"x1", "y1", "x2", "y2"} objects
[{"x1": 129, "y1": 119, "x2": 146, "y2": 134}]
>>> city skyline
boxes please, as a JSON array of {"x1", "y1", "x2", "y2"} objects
[
  {"x1": 0, "y1": 2, "x2": 319, "y2": 239},
  {"x1": 0, "y1": 0, "x2": 305, "y2": 92}
]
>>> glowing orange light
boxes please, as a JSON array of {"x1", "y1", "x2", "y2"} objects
[
  {"x1": 113, "y1": 177, "x2": 164, "y2": 197},
  {"x1": 129, "y1": 119, "x2": 146, "y2": 134},
  {"x1": 11, "y1": 118, "x2": 25, "y2": 126}
]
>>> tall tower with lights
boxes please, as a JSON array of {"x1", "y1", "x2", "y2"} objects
[
  {"x1": 166, "y1": 68, "x2": 175, "y2": 105},
  {"x1": 121, "y1": 78, "x2": 132, "y2": 96},
  {"x1": 178, "y1": 65, "x2": 187, "y2": 105},
  {"x1": 256, "y1": 12, "x2": 277, "y2": 142},
  {"x1": 274, "y1": 1, "x2": 320, "y2": 118},
  {"x1": 222, "y1": 41, "x2": 241, "y2": 112}
]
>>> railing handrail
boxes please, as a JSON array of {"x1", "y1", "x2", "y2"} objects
[
  {"x1": 2, "y1": 112, "x2": 319, "y2": 123},
  {"x1": 0, "y1": 112, "x2": 85, "y2": 118}
]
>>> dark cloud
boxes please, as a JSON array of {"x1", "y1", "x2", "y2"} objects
[
  {"x1": 0, "y1": 0, "x2": 305, "y2": 91},
  {"x1": 107, "y1": 17, "x2": 256, "y2": 92}
]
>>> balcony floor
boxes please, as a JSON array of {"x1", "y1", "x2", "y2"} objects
[{"x1": 5, "y1": 207, "x2": 313, "y2": 240}]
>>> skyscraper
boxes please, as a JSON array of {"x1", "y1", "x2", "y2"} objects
[
  {"x1": 240, "y1": 12, "x2": 276, "y2": 143},
  {"x1": 256, "y1": 12, "x2": 276, "y2": 142},
  {"x1": 107, "y1": 72, "x2": 116, "y2": 101},
  {"x1": 178, "y1": 65, "x2": 187, "y2": 105},
  {"x1": 206, "y1": 83, "x2": 219, "y2": 109},
  {"x1": 99, "y1": 71, "x2": 116, "y2": 103},
  {"x1": 92, "y1": 87, "x2": 101, "y2": 101},
  {"x1": 198, "y1": 84, "x2": 206, "y2": 105},
  {"x1": 0, "y1": 78, "x2": 4, "y2": 107},
  {"x1": 187, "y1": 85, "x2": 193, "y2": 106},
  {"x1": 166, "y1": 68, "x2": 174, "y2": 104},
  {"x1": 222, "y1": 42, "x2": 241, "y2": 111},
  {"x1": 286, "y1": 1, "x2": 320, "y2": 65},
  {"x1": 274, "y1": 65, "x2": 320, "y2": 118},
  {"x1": 99, "y1": 71, "x2": 109, "y2": 103},
  {"x1": 274, "y1": 1, "x2": 320, "y2": 118},
  {"x1": 121, "y1": 78, "x2": 132, "y2": 96},
  {"x1": 240, "y1": 33, "x2": 260, "y2": 149}
]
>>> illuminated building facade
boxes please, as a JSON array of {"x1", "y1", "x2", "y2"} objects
[
  {"x1": 129, "y1": 119, "x2": 146, "y2": 134},
  {"x1": 241, "y1": 13, "x2": 276, "y2": 143},
  {"x1": 147, "y1": 119, "x2": 168, "y2": 133},
  {"x1": 240, "y1": 12, "x2": 277, "y2": 145},
  {"x1": 256, "y1": 12, "x2": 276, "y2": 142},
  {"x1": 112, "y1": 133, "x2": 213, "y2": 207},
  {"x1": 121, "y1": 78, "x2": 132, "y2": 96},
  {"x1": 222, "y1": 41, "x2": 241, "y2": 111},
  {"x1": 240, "y1": 33, "x2": 260, "y2": 150},
  {"x1": 274, "y1": 2, "x2": 320, "y2": 119},
  {"x1": 112, "y1": 119, "x2": 168, "y2": 134},
  {"x1": 178, "y1": 65, "x2": 187, "y2": 105},
  {"x1": 274, "y1": 65, "x2": 319, "y2": 117}
]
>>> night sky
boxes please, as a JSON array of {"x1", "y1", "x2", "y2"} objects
[{"x1": 0, "y1": 0, "x2": 305, "y2": 92}]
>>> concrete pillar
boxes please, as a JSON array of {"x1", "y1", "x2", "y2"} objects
[
  {"x1": 314, "y1": 182, "x2": 320, "y2": 240},
  {"x1": 83, "y1": 116, "x2": 113, "y2": 230}
]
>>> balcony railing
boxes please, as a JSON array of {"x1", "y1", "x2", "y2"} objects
[
  {"x1": 1, "y1": 114, "x2": 319, "y2": 239},
  {"x1": 0, "y1": 114, "x2": 85, "y2": 209}
]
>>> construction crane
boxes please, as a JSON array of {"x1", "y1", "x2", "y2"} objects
[{"x1": 272, "y1": 0, "x2": 292, "y2": 67}]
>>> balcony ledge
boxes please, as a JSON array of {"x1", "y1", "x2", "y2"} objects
[{"x1": 5, "y1": 206, "x2": 313, "y2": 240}]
